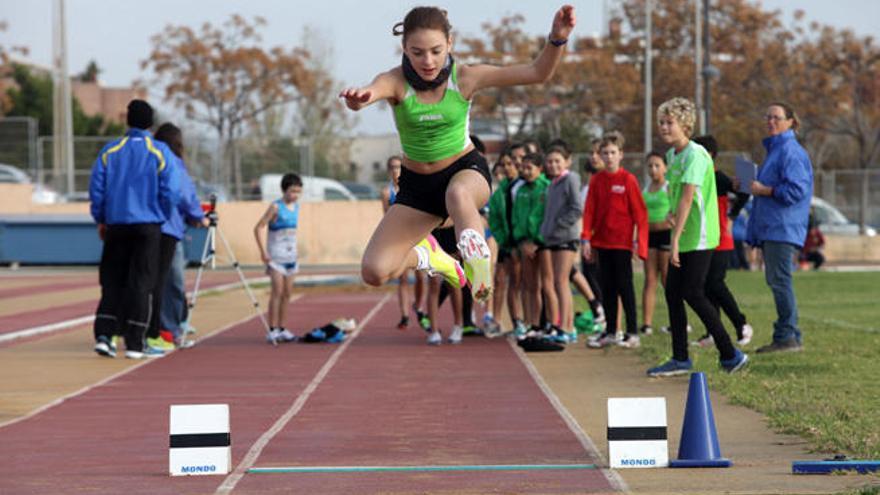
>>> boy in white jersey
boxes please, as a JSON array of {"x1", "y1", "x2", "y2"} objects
[{"x1": 254, "y1": 173, "x2": 302, "y2": 343}]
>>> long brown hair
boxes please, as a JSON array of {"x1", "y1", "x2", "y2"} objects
[
  {"x1": 392, "y1": 7, "x2": 451, "y2": 44},
  {"x1": 154, "y1": 122, "x2": 183, "y2": 158}
]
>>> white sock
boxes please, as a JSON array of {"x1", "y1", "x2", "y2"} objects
[
  {"x1": 457, "y1": 228, "x2": 490, "y2": 261},
  {"x1": 414, "y1": 245, "x2": 430, "y2": 271}
]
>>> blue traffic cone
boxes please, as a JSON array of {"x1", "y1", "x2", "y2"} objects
[{"x1": 669, "y1": 372, "x2": 731, "y2": 467}]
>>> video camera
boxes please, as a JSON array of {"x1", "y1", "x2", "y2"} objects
[{"x1": 202, "y1": 193, "x2": 219, "y2": 226}]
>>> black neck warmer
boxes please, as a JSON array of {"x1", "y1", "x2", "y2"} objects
[{"x1": 401, "y1": 54, "x2": 454, "y2": 91}]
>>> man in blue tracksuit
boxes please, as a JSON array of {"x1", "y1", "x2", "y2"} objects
[
  {"x1": 747, "y1": 103, "x2": 813, "y2": 354},
  {"x1": 89, "y1": 100, "x2": 179, "y2": 359}
]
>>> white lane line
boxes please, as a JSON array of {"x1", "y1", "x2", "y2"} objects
[
  {"x1": 0, "y1": 315, "x2": 95, "y2": 344},
  {"x1": 509, "y1": 340, "x2": 630, "y2": 493},
  {"x1": 0, "y1": 277, "x2": 270, "y2": 345},
  {"x1": 0, "y1": 290, "x2": 291, "y2": 431},
  {"x1": 215, "y1": 293, "x2": 391, "y2": 495}
]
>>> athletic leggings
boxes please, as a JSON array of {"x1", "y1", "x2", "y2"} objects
[
  {"x1": 148, "y1": 234, "x2": 179, "y2": 339},
  {"x1": 94, "y1": 223, "x2": 160, "y2": 352},
  {"x1": 666, "y1": 250, "x2": 736, "y2": 362},
  {"x1": 596, "y1": 248, "x2": 637, "y2": 335},
  {"x1": 704, "y1": 250, "x2": 747, "y2": 339},
  {"x1": 580, "y1": 258, "x2": 603, "y2": 302}
]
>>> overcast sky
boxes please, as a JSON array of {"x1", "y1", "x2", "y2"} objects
[{"x1": 2, "y1": 0, "x2": 878, "y2": 135}]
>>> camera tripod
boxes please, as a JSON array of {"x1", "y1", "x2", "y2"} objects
[{"x1": 184, "y1": 196, "x2": 276, "y2": 347}]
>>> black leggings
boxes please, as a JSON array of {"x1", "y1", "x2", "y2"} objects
[
  {"x1": 580, "y1": 258, "x2": 603, "y2": 303},
  {"x1": 596, "y1": 248, "x2": 637, "y2": 335},
  {"x1": 704, "y1": 250, "x2": 747, "y2": 339},
  {"x1": 94, "y1": 223, "x2": 160, "y2": 352},
  {"x1": 666, "y1": 250, "x2": 736, "y2": 362}
]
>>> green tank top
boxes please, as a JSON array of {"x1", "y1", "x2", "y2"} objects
[
  {"x1": 393, "y1": 63, "x2": 471, "y2": 163},
  {"x1": 643, "y1": 182, "x2": 670, "y2": 224}
]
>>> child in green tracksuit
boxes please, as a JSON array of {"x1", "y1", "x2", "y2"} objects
[
  {"x1": 487, "y1": 151, "x2": 526, "y2": 336},
  {"x1": 512, "y1": 153, "x2": 550, "y2": 333}
]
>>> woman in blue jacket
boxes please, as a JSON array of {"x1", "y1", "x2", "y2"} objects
[{"x1": 747, "y1": 102, "x2": 813, "y2": 353}]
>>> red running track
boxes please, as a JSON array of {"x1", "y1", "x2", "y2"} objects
[{"x1": 0, "y1": 292, "x2": 616, "y2": 494}]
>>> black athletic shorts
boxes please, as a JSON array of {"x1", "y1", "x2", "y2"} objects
[
  {"x1": 395, "y1": 149, "x2": 492, "y2": 219},
  {"x1": 649, "y1": 229, "x2": 671, "y2": 251},
  {"x1": 542, "y1": 240, "x2": 579, "y2": 252}
]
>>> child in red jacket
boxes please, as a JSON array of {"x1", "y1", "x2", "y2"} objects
[{"x1": 581, "y1": 131, "x2": 648, "y2": 349}]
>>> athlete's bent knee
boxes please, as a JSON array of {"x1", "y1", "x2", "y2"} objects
[{"x1": 361, "y1": 262, "x2": 389, "y2": 287}]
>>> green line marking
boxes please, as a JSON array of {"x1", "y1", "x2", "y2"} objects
[{"x1": 249, "y1": 463, "x2": 599, "y2": 474}]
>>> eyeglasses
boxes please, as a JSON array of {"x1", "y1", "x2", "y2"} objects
[{"x1": 765, "y1": 115, "x2": 790, "y2": 122}]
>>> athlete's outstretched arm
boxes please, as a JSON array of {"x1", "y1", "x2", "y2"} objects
[
  {"x1": 339, "y1": 69, "x2": 399, "y2": 111},
  {"x1": 462, "y1": 5, "x2": 576, "y2": 95}
]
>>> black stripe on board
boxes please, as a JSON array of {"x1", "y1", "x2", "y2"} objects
[
  {"x1": 170, "y1": 433, "x2": 231, "y2": 448},
  {"x1": 607, "y1": 426, "x2": 667, "y2": 441}
]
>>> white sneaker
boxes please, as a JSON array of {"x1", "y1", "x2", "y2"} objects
[
  {"x1": 661, "y1": 324, "x2": 693, "y2": 334},
  {"x1": 691, "y1": 335, "x2": 714, "y2": 347},
  {"x1": 617, "y1": 334, "x2": 641, "y2": 348},
  {"x1": 276, "y1": 328, "x2": 297, "y2": 342},
  {"x1": 427, "y1": 330, "x2": 442, "y2": 346},
  {"x1": 267, "y1": 328, "x2": 296, "y2": 343},
  {"x1": 332, "y1": 318, "x2": 357, "y2": 331},
  {"x1": 125, "y1": 348, "x2": 164, "y2": 359},
  {"x1": 587, "y1": 332, "x2": 618, "y2": 349},
  {"x1": 738, "y1": 323, "x2": 754, "y2": 346},
  {"x1": 448, "y1": 325, "x2": 463, "y2": 344}
]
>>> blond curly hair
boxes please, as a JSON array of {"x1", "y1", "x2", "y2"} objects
[{"x1": 657, "y1": 97, "x2": 696, "y2": 137}]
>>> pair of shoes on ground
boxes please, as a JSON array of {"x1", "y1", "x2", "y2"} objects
[
  {"x1": 646, "y1": 349, "x2": 749, "y2": 377},
  {"x1": 690, "y1": 323, "x2": 755, "y2": 348},
  {"x1": 426, "y1": 325, "x2": 463, "y2": 346},
  {"x1": 586, "y1": 332, "x2": 641, "y2": 349},
  {"x1": 94, "y1": 335, "x2": 166, "y2": 359},
  {"x1": 266, "y1": 328, "x2": 297, "y2": 344},
  {"x1": 660, "y1": 324, "x2": 694, "y2": 334}
]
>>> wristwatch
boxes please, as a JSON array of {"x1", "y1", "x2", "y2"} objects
[{"x1": 549, "y1": 36, "x2": 568, "y2": 47}]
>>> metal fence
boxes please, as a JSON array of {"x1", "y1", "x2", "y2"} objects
[
  {"x1": 815, "y1": 169, "x2": 880, "y2": 227},
  {"x1": 3, "y1": 119, "x2": 879, "y2": 226},
  {"x1": 0, "y1": 117, "x2": 38, "y2": 175},
  {"x1": 28, "y1": 135, "x2": 316, "y2": 201}
]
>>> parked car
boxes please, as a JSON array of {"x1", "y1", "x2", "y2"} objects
[
  {"x1": 811, "y1": 197, "x2": 876, "y2": 236},
  {"x1": 341, "y1": 181, "x2": 380, "y2": 200},
  {"x1": 259, "y1": 174, "x2": 356, "y2": 203},
  {"x1": 0, "y1": 163, "x2": 60, "y2": 204}
]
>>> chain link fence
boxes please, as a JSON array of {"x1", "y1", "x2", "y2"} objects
[
  {"x1": 815, "y1": 169, "x2": 880, "y2": 227},
  {"x1": 0, "y1": 117, "x2": 38, "y2": 176}
]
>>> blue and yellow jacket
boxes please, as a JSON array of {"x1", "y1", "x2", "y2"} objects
[
  {"x1": 161, "y1": 154, "x2": 204, "y2": 240},
  {"x1": 89, "y1": 128, "x2": 179, "y2": 225}
]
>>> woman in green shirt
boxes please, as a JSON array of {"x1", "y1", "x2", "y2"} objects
[{"x1": 341, "y1": 6, "x2": 575, "y2": 305}]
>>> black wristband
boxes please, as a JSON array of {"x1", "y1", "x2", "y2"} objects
[{"x1": 549, "y1": 36, "x2": 568, "y2": 47}]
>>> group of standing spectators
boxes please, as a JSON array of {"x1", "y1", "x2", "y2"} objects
[{"x1": 397, "y1": 97, "x2": 814, "y2": 376}]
